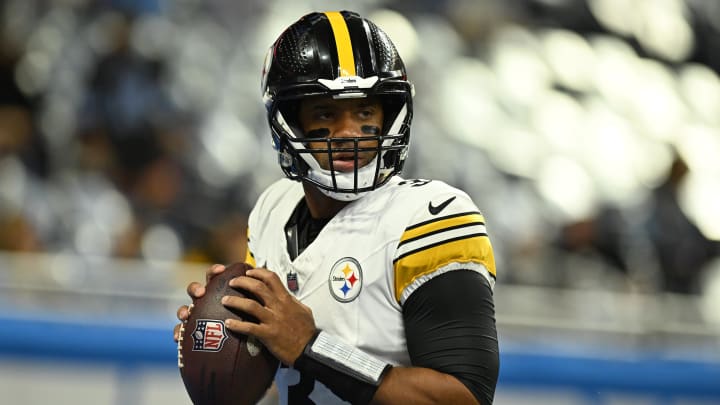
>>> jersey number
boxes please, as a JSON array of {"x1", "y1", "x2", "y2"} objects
[
  {"x1": 282, "y1": 364, "x2": 317, "y2": 404},
  {"x1": 399, "y1": 179, "x2": 431, "y2": 187}
]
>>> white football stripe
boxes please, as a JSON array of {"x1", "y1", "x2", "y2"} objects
[
  {"x1": 395, "y1": 223, "x2": 487, "y2": 260},
  {"x1": 399, "y1": 262, "x2": 495, "y2": 305}
]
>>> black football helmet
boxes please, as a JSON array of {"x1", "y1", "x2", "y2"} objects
[{"x1": 261, "y1": 10, "x2": 414, "y2": 201}]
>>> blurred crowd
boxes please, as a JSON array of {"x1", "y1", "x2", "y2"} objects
[
  {"x1": 1, "y1": 0, "x2": 719, "y2": 296},
  {"x1": 0, "y1": 0, "x2": 259, "y2": 266}
]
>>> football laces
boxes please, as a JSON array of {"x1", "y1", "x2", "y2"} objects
[{"x1": 177, "y1": 303, "x2": 194, "y2": 368}]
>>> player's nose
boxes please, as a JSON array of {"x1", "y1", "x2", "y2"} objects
[{"x1": 331, "y1": 111, "x2": 361, "y2": 139}]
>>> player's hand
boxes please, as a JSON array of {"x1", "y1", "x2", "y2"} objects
[
  {"x1": 173, "y1": 263, "x2": 228, "y2": 342},
  {"x1": 222, "y1": 267, "x2": 317, "y2": 365}
]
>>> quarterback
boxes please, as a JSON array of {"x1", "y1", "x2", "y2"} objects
[{"x1": 175, "y1": 10, "x2": 499, "y2": 405}]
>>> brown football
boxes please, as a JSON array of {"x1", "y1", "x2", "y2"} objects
[{"x1": 178, "y1": 262, "x2": 279, "y2": 405}]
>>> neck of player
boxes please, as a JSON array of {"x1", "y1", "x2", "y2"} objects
[{"x1": 302, "y1": 181, "x2": 350, "y2": 220}]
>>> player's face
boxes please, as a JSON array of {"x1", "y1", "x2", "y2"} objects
[{"x1": 298, "y1": 96, "x2": 384, "y2": 172}]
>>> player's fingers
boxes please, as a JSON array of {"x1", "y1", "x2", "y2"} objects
[
  {"x1": 221, "y1": 296, "x2": 270, "y2": 323},
  {"x1": 176, "y1": 305, "x2": 190, "y2": 321},
  {"x1": 246, "y1": 268, "x2": 287, "y2": 296},
  {"x1": 187, "y1": 282, "x2": 205, "y2": 298},
  {"x1": 224, "y1": 317, "x2": 266, "y2": 339},
  {"x1": 228, "y1": 275, "x2": 276, "y2": 306},
  {"x1": 205, "y1": 263, "x2": 226, "y2": 283}
]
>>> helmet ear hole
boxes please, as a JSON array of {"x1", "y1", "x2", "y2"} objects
[
  {"x1": 380, "y1": 96, "x2": 403, "y2": 135},
  {"x1": 383, "y1": 149, "x2": 398, "y2": 168},
  {"x1": 277, "y1": 101, "x2": 302, "y2": 137}
]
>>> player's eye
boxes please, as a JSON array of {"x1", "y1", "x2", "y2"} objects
[
  {"x1": 358, "y1": 108, "x2": 375, "y2": 119},
  {"x1": 314, "y1": 111, "x2": 333, "y2": 121}
]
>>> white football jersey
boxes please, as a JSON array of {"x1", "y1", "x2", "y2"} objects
[{"x1": 245, "y1": 176, "x2": 496, "y2": 404}]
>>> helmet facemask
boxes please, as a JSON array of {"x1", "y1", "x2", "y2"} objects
[{"x1": 270, "y1": 81, "x2": 412, "y2": 201}]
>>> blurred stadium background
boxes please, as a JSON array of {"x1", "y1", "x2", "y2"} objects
[{"x1": 1, "y1": 0, "x2": 720, "y2": 404}]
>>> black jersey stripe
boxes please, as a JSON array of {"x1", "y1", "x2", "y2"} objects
[
  {"x1": 404, "y1": 211, "x2": 483, "y2": 232},
  {"x1": 397, "y1": 221, "x2": 485, "y2": 248}
]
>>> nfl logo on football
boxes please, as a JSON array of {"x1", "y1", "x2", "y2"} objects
[{"x1": 191, "y1": 319, "x2": 229, "y2": 352}]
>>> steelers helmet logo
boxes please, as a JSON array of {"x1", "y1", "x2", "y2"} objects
[{"x1": 328, "y1": 257, "x2": 363, "y2": 302}]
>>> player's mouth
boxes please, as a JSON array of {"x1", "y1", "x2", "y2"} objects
[{"x1": 330, "y1": 153, "x2": 366, "y2": 172}]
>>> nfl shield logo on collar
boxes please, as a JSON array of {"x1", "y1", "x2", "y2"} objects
[{"x1": 287, "y1": 272, "x2": 299, "y2": 292}]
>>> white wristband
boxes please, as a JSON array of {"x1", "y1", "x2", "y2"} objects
[{"x1": 307, "y1": 331, "x2": 389, "y2": 384}]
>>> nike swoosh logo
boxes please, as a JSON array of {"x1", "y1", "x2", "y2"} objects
[{"x1": 428, "y1": 196, "x2": 456, "y2": 215}]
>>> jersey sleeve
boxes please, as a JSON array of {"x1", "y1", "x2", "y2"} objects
[
  {"x1": 243, "y1": 180, "x2": 280, "y2": 269},
  {"x1": 243, "y1": 178, "x2": 304, "y2": 269},
  {"x1": 392, "y1": 190, "x2": 496, "y2": 305},
  {"x1": 244, "y1": 225, "x2": 256, "y2": 267}
]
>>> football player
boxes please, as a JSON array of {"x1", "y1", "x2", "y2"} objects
[{"x1": 175, "y1": 10, "x2": 499, "y2": 405}]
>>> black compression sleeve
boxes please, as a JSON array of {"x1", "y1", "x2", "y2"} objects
[{"x1": 402, "y1": 270, "x2": 499, "y2": 405}]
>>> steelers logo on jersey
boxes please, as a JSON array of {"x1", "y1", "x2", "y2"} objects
[{"x1": 328, "y1": 257, "x2": 363, "y2": 302}]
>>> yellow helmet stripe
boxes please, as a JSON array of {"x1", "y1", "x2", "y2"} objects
[{"x1": 324, "y1": 11, "x2": 356, "y2": 76}]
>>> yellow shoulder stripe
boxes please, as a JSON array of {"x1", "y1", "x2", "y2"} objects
[
  {"x1": 393, "y1": 234, "x2": 495, "y2": 302},
  {"x1": 324, "y1": 11, "x2": 356, "y2": 76}
]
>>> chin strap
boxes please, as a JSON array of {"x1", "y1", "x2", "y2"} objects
[{"x1": 316, "y1": 186, "x2": 370, "y2": 201}]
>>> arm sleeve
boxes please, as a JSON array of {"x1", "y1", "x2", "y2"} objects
[{"x1": 402, "y1": 269, "x2": 499, "y2": 405}]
